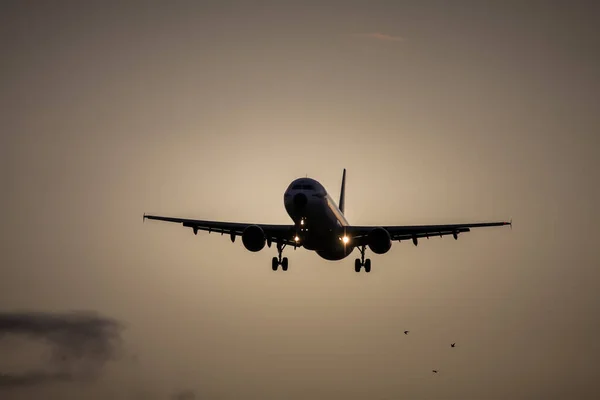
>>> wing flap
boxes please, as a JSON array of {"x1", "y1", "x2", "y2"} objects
[{"x1": 392, "y1": 228, "x2": 471, "y2": 241}]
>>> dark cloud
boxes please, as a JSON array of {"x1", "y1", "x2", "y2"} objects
[
  {"x1": 0, "y1": 311, "x2": 124, "y2": 389},
  {"x1": 0, "y1": 371, "x2": 73, "y2": 388}
]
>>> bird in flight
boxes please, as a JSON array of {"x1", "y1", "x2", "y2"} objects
[
  {"x1": 432, "y1": 370, "x2": 438, "y2": 373},
  {"x1": 451, "y1": 343, "x2": 456, "y2": 347},
  {"x1": 404, "y1": 330, "x2": 409, "y2": 335}
]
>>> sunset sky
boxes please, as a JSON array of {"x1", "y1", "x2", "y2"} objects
[{"x1": 2, "y1": 1, "x2": 599, "y2": 399}]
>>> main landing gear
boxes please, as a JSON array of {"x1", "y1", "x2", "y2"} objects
[
  {"x1": 272, "y1": 243, "x2": 288, "y2": 271},
  {"x1": 354, "y1": 245, "x2": 371, "y2": 273}
]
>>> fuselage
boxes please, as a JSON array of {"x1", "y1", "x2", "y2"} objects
[{"x1": 283, "y1": 177, "x2": 353, "y2": 260}]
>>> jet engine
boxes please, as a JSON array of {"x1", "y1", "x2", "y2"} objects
[
  {"x1": 367, "y1": 227, "x2": 392, "y2": 254},
  {"x1": 241, "y1": 225, "x2": 266, "y2": 252}
]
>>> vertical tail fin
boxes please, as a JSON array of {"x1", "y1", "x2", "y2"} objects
[{"x1": 339, "y1": 168, "x2": 346, "y2": 214}]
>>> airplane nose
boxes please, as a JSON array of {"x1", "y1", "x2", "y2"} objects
[{"x1": 293, "y1": 192, "x2": 308, "y2": 209}]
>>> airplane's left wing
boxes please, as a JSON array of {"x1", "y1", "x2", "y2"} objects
[
  {"x1": 346, "y1": 220, "x2": 511, "y2": 245},
  {"x1": 143, "y1": 214, "x2": 297, "y2": 246}
]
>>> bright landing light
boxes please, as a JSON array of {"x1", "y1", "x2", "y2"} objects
[
  {"x1": 342, "y1": 236, "x2": 349, "y2": 244},
  {"x1": 294, "y1": 236, "x2": 300, "y2": 242}
]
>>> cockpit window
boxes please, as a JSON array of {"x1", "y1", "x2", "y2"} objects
[{"x1": 292, "y1": 184, "x2": 315, "y2": 190}]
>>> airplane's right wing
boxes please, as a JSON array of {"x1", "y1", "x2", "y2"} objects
[{"x1": 143, "y1": 214, "x2": 298, "y2": 246}]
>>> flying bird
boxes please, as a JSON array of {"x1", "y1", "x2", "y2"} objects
[
  {"x1": 404, "y1": 330, "x2": 409, "y2": 335},
  {"x1": 432, "y1": 370, "x2": 438, "y2": 373},
  {"x1": 451, "y1": 343, "x2": 456, "y2": 347}
]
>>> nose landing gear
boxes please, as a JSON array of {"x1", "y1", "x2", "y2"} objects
[{"x1": 354, "y1": 245, "x2": 371, "y2": 273}]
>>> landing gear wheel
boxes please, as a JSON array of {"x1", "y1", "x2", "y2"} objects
[
  {"x1": 281, "y1": 257, "x2": 289, "y2": 271},
  {"x1": 364, "y1": 258, "x2": 371, "y2": 273},
  {"x1": 271, "y1": 243, "x2": 288, "y2": 271},
  {"x1": 354, "y1": 246, "x2": 372, "y2": 273}
]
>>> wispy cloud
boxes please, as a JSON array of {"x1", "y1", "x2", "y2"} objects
[
  {"x1": 0, "y1": 310, "x2": 124, "y2": 389},
  {"x1": 354, "y1": 32, "x2": 406, "y2": 42},
  {"x1": 172, "y1": 389, "x2": 197, "y2": 400}
]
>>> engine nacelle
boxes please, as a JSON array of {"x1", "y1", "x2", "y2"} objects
[
  {"x1": 367, "y1": 227, "x2": 392, "y2": 254},
  {"x1": 241, "y1": 225, "x2": 266, "y2": 252}
]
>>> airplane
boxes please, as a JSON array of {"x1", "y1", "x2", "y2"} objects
[{"x1": 143, "y1": 169, "x2": 511, "y2": 273}]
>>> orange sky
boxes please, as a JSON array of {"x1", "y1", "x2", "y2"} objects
[{"x1": 2, "y1": 1, "x2": 599, "y2": 399}]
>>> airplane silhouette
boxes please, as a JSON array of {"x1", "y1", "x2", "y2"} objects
[{"x1": 144, "y1": 169, "x2": 511, "y2": 273}]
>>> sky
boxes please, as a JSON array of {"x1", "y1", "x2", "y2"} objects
[{"x1": 1, "y1": 0, "x2": 599, "y2": 399}]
